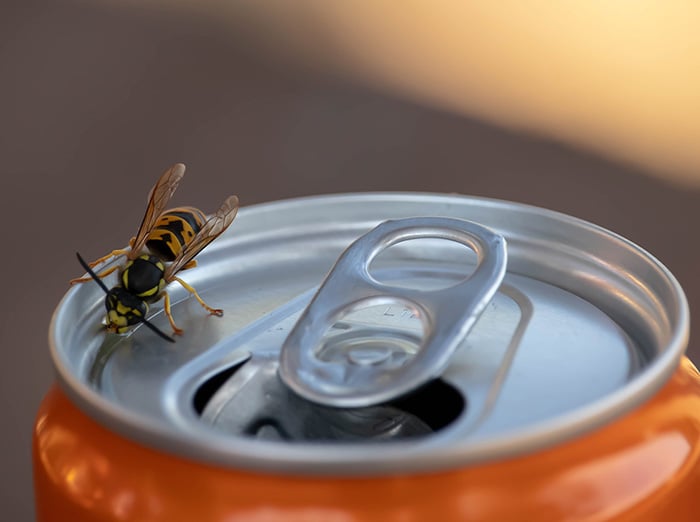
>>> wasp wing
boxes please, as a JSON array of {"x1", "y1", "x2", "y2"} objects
[
  {"x1": 129, "y1": 163, "x2": 186, "y2": 259},
  {"x1": 164, "y1": 195, "x2": 239, "y2": 281}
]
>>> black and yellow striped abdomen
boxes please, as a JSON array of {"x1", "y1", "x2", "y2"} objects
[{"x1": 146, "y1": 206, "x2": 207, "y2": 261}]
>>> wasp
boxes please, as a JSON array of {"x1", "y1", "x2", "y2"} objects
[{"x1": 71, "y1": 163, "x2": 239, "y2": 339}]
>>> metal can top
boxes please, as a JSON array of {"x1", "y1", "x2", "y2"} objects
[{"x1": 50, "y1": 193, "x2": 689, "y2": 475}]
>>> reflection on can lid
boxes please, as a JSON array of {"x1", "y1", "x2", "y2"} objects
[{"x1": 50, "y1": 193, "x2": 689, "y2": 475}]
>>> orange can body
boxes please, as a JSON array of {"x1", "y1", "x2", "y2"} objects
[
  {"x1": 34, "y1": 357, "x2": 700, "y2": 521},
  {"x1": 39, "y1": 194, "x2": 698, "y2": 521}
]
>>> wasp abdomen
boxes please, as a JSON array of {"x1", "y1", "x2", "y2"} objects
[
  {"x1": 146, "y1": 207, "x2": 207, "y2": 261},
  {"x1": 122, "y1": 255, "x2": 165, "y2": 299}
]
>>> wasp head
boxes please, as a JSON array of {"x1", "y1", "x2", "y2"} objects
[{"x1": 104, "y1": 287, "x2": 149, "y2": 334}]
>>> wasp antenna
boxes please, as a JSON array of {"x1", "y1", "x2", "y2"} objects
[
  {"x1": 139, "y1": 318, "x2": 176, "y2": 343},
  {"x1": 76, "y1": 252, "x2": 174, "y2": 342},
  {"x1": 76, "y1": 252, "x2": 110, "y2": 294}
]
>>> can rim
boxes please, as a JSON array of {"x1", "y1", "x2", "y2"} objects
[{"x1": 49, "y1": 192, "x2": 690, "y2": 475}]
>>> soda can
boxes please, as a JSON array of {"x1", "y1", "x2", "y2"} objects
[{"x1": 34, "y1": 193, "x2": 700, "y2": 521}]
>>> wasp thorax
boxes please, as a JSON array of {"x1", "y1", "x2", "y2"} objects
[
  {"x1": 105, "y1": 288, "x2": 149, "y2": 333},
  {"x1": 121, "y1": 254, "x2": 166, "y2": 299}
]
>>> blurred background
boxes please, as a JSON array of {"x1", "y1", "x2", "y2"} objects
[{"x1": 3, "y1": 1, "x2": 699, "y2": 519}]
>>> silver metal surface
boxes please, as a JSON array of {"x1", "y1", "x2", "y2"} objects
[
  {"x1": 279, "y1": 217, "x2": 507, "y2": 407},
  {"x1": 49, "y1": 193, "x2": 689, "y2": 475},
  {"x1": 201, "y1": 351, "x2": 433, "y2": 441}
]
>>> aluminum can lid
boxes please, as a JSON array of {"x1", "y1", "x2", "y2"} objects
[{"x1": 51, "y1": 193, "x2": 689, "y2": 474}]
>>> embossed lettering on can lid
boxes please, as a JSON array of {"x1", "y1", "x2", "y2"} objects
[{"x1": 50, "y1": 193, "x2": 689, "y2": 475}]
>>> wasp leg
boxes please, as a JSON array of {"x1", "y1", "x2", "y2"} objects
[
  {"x1": 174, "y1": 276, "x2": 223, "y2": 316},
  {"x1": 69, "y1": 265, "x2": 120, "y2": 285},
  {"x1": 181, "y1": 260, "x2": 197, "y2": 271},
  {"x1": 163, "y1": 292, "x2": 184, "y2": 336},
  {"x1": 86, "y1": 237, "x2": 137, "y2": 267},
  {"x1": 87, "y1": 249, "x2": 128, "y2": 268}
]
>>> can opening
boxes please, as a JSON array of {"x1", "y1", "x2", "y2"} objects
[
  {"x1": 192, "y1": 359, "x2": 249, "y2": 416},
  {"x1": 194, "y1": 358, "x2": 465, "y2": 443}
]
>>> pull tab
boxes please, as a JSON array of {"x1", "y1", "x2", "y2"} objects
[{"x1": 279, "y1": 217, "x2": 507, "y2": 407}]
